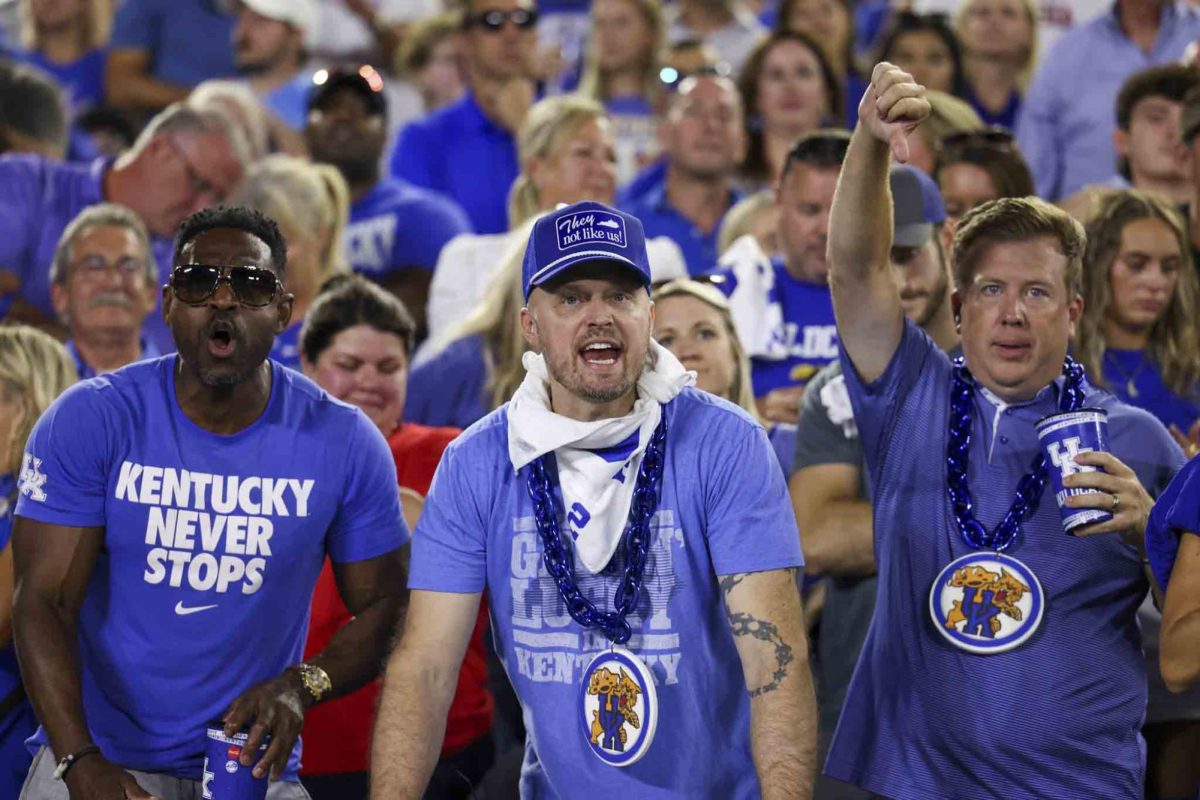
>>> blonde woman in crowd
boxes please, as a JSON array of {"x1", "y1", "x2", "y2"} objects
[
  {"x1": 394, "y1": 12, "x2": 466, "y2": 115},
  {"x1": 231, "y1": 154, "x2": 350, "y2": 369},
  {"x1": 14, "y1": 0, "x2": 111, "y2": 114},
  {"x1": 717, "y1": 190, "x2": 779, "y2": 257},
  {"x1": 576, "y1": 0, "x2": 666, "y2": 185},
  {"x1": 424, "y1": 94, "x2": 686, "y2": 348},
  {"x1": 955, "y1": 0, "x2": 1038, "y2": 128},
  {"x1": 903, "y1": 90, "x2": 984, "y2": 175},
  {"x1": 0, "y1": 326, "x2": 76, "y2": 798},
  {"x1": 651, "y1": 278, "x2": 796, "y2": 476}
]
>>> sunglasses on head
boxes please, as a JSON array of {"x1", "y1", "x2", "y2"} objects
[
  {"x1": 939, "y1": 128, "x2": 1016, "y2": 152},
  {"x1": 468, "y1": 8, "x2": 538, "y2": 31},
  {"x1": 171, "y1": 265, "x2": 280, "y2": 308}
]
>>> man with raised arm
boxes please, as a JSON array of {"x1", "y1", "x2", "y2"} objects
[
  {"x1": 370, "y1": 200, "x2": 815, "y2": 799},
  {"x1": 824, "y1": 63, "x2": 1184, "y2": 798}
]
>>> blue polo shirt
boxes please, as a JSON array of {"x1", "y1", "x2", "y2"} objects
[
  {"x1": 110, "y1": 0, "x2": 236, "y2": 88},
  {"x1": 825, "y1": 320, "x2": 1185, "y2": 799},
  {"x1": 13, "y1": 48, "x2": 107, "y2": 112},
  {"x1": 388, "y1": 92, "x2": 518, "y2": 235},
  {"x1": 346, "y1": 178, "x2": 472, "y2": 279},
  {"x1": 0, "y1": 155, "x2": 177, "y2": 354},
  {"x1": 621, "y1": 182, "x2": 739, "y2": 276}
]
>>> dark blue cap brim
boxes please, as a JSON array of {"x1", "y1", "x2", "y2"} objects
[{"x1": 524, "y1": 252, "x2": 650, "y2": 300}]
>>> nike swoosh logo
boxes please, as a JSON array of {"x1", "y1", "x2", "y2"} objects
[{"x1": 174, "y1": 601, "x2": 219, "y2": 616}]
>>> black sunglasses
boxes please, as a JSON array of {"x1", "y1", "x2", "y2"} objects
[
  {"x1": 468, "y1": 8, "x2": 538, "y2": 31},
  {"x1": 171, "y1": 265, "x2": 280, "y2": 308}
]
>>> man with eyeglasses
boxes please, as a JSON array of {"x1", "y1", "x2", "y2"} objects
[
  {"x1": 49, "y1": 204, "x2": 161, "y2": 379},
  {"x1": 13, "y1": 205, "x2": 409, "y2": 800},
  {"x1": 0, "y1": 102, "x2": 247, "y2": 353},
  {"x1": 388, "y1": 0, "x2": 539, "y2": 234}
]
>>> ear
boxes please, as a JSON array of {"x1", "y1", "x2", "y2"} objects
[
  {"x1": 519, "y1": 305, "x2": 540, "y2": 351},
  {"x1": 50, "y1": 281, "x2": 69, "y2": 323},
  {"x1": 1067, "y1": 292, "x2": 1084, "y2": 339},
  {"x1": 1112, "y1": 126, "x2": 1129, "y2": 159},
  {"x1": 276, "y1": 291, "x2": 295, "y2": 334},
  {"x1": 161, "y1": 283, "x2": 174, "y2": 322},
  {"x1": 526, "y1": 154, "x2": 548, "y2": 193},
  {"x1": 951, "y1": 289, "x2": 962, "y2": 330}
]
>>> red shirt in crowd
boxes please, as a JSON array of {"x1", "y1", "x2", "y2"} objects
[{"x1": 300, "y1": 422, "x2": 494, "y2": 776}]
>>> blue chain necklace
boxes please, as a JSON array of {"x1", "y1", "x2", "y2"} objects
[
  {"x1": 946, "y1": 356, "x2": 1086, "y2": 551},
  {"x1": 526, "y1": 417, "x2": 667, "y2": 644}
]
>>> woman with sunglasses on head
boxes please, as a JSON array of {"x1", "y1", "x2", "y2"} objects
[
  {"x1": 932, "y1": 127, "x2": 1033, "y2": 252},
  {"x1": 736, "y1": 30, "x2": 842, "y2": 191},
  {"x1": 297, "y1": 275, "x2": 494, "y2": 800},
  {"x1": 954, "y1": 0, "x2": 1037, "y2": 129},
  {"x1": 0, "y1": 326, "x2": 75, "y2": 800},
  {"x1": 231, "y1": 155, "x2": 351, "y2": 370},
  {"x1": 576, "y1": 0, "x2": 666, "y2": 187}
]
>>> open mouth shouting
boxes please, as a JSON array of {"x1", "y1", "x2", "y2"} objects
[
  {"x1": 579, "y1": 338, "x2": 623, "y2": 369},
  {"x1": 205, "y1": 317, "x2": 240, "y2": 359}
]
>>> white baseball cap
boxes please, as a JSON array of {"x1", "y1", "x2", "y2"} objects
[{"x1": 240, "y1": 0, "x2": 317, "y2": 36}]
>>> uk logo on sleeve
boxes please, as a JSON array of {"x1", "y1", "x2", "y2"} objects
[{"x1": 18, "y1": 453, "x2": 47, "y2": 502}]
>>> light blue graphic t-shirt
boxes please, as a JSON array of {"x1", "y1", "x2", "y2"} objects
[
  {"x1": 15, "y1": 357, "x2": 408, "y2": 780},
  {"x1": 409, "y1": 388, "x2": 804, "y2": 798}
]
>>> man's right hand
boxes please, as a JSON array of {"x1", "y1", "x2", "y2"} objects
[
  {"x1": 65, "y1": 754, "x2": 159, "y2": 800},
  {"x1": 857, "y1": 62, "x2": 930, "y2": 164}
]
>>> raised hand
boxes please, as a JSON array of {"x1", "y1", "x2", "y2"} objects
[{"x1": 858, "y1": 62, "x2": 930, "y2": 164}]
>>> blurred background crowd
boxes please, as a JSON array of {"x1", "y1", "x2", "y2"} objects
[{"x1": 1, "y1": 0, "x2": 1199, "y2": 798}]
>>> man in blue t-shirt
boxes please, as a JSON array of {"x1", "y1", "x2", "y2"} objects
[
  {"x1": 371, "y1": 201, "x2": 815, "y2": 798},
  {"x1": 233, "y1": 0, "x2": 316, "y2": 131},
  {"x1": 620, "y1": 73, "x2": 745, "y2": 277},
  {"x1": 0, "y1": 103, "x2": 245, "y2": 353},
  {"x1": 824, "y1": 62, "x2": 1185, "y2": 799},
  {"x1": 713, "y1": 131, "x2": 848, "y2": 424},
  {"x1": 13, "y1": 207, "x2": 408, "y2": 799},
  {"x1": 306, "y1": 69, "x2": 472, "y2": 342},
  {"x1": 388, "y1": 0, "x2": 539, "y2": 234}
]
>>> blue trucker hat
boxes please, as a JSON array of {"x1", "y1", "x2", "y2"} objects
[{"x1": 522, "y1": 201, "x2": 652, "y2": 300}]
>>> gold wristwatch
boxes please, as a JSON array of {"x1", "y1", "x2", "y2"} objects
[{"x1": 291, "y1": 663, "x2": 332, "y2": 704}]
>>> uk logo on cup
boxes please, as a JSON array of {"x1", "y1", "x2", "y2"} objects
[{"x1": 557, "y1": 211, "x2": 627, "y2": 251}]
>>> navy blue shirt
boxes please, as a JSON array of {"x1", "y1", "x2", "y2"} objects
[
  {"x1": 964, "y1": 85, "x2": 1022, "y2": 130},
  {"x1": 346, "y1": 177, "x2": 472, "y2": 279},
  {"x1": 621, "y1": 182, "x2": 739, "y2": 276},
  {"x1": 1101, "y1": 348, "x2": 1200, "y2": 435},
  {"x1": 825, "y1": 320, "x2": 1185, "y2": 799},
  {"x1": 403, "y1": 334, "x2": 490, "y2": 430},
  {"x1": 110, "y1": 0, "x2": 236, "y2": 88},
  {"x1": 389, "y1": 92, "x2": 518, "y2": 235}
]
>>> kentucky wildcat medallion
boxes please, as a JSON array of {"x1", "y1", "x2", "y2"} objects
[
  {"x1": 579, "y1": 647, "x2": 658, "y2": 766},
  {"x1": 929, "y1": 552, "x2": 1044, "y2": 654}
]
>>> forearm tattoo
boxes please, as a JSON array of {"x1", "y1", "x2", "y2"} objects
[{"x1": 721, "y1": 572, "x2": 795, "y2": 698}]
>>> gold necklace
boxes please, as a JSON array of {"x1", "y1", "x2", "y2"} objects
[{"x1": 1104, "y1": 350, "x2": 1149, "y2": 398}]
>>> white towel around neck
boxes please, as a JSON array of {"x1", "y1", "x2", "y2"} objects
[{"x1": 507, "y1": 340, "x2": 694, "y2": 573}]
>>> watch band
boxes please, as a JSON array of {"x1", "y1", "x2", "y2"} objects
[
  {"x1": 292, "y1": 662, "x2": 332, "y2": 703},
  {"x1": 53, "y1": 744, "x2": 101, "y2": 781}
]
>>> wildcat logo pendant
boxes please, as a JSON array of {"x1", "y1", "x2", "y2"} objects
[
  {"x1": 579, "y1": 646, "x2": 658, "y2": 766},
  {"x1": 929, "y1": 552, "x2": 1044, "y2": 654}
]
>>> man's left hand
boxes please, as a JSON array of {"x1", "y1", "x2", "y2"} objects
[
  {"x1": 222, "y1": 670, "x2": 309, "y2": 780},
  {"x1": 1062, "y1": 451, "x2": 1153, "y2": 542}
]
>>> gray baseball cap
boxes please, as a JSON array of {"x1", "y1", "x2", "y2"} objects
[{"x1": 891, "y1": 164, "x2": 946, "y2": 248}]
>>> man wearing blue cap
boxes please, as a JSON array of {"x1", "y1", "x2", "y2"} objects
[
  {"x1": 824, "y1": 62, "x2": 1185, "y2": 799},
  {"x1": 371, "y1": 200, "x2": 816, "y2": 798}
]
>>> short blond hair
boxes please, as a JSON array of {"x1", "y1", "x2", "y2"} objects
[
  {"x1": 0, "y1": 325, "x2": 77, "y2": 475},
  {"x1": 953, "y1": 197, "x2": 1087, "y2": 295}
]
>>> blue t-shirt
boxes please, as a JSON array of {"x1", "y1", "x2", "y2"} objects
[
  {"x1": 963, "y1": 85, "x2": 1022, "y2": 130},
  {"x1": 14, "y1": 48, "x2": 107, "y2": 112},
  {"x1": 621, "y1": 182, "x2": 739, "y2": 277},
  {"x1": 825, "y1": 320, "x2": 1185, "y2": 799},
  {"x1": 1146, "y1": 455, "x2": 1200, "y2": 594},
  {"x1": 15, "y1": 357, "x2": 408, "y2": 779},
  {"x1": 409, "y1": 388, "x2": 803, "y2": 798},
  {"x1": 403, "y1": 334, "x2": 490, "y2": 430},
  {"x1": 110, "y1": 0, "x2": 236, "y2": 88},
  {"x1": 389, "y1": 92, "x2": 517, "y2": 235},
  {"x1": 713, "y1": 259, "x2": 838, "y2": 397},
  {"x1": 1101, "y1": 348, "x2": 1200, "y2": 435},
  {"x1": 270, "y1": 323, "x2": 302, "y2": 371},
  {"x1": 0, "y1": 156, "x2": 177, "y2": 355},
  {"x1": 66, "y1": 338, "x2": 163, "y2": 380},
  {"x1": 259, "y1": 73, "x2": 313, "y2": 131},
  {"x1": 346, "y1": 178, "x2": 472, "y2": 279}
]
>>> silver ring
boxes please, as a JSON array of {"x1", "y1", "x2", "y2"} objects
[{"x1": 1111, "y1": 493, "x2": 1120, "y2": 512}]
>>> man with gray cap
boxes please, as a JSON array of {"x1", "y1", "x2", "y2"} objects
[
  {"x1": 234, "y1": 0, "x2": 318, "y2": 130},
  {"x1": 371, "y1": 199, "x2": 816, "y2": 799},
  {"x1": 790, "y1": 163, "x2": 958, "y2": 800}
]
